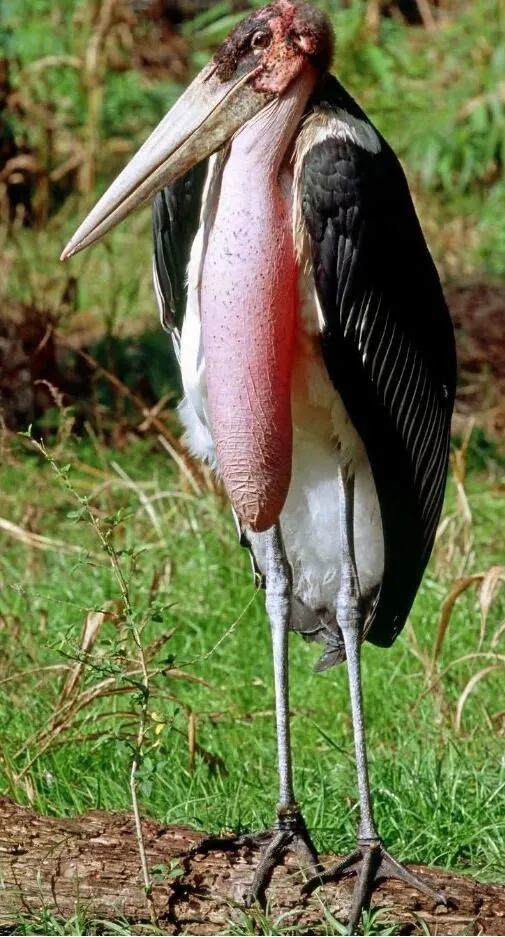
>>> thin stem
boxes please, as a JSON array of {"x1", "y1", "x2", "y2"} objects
[
  {"x1": 129, "y1": 641, "x2": 154, "y2": 909},
  {"x1": 29, "y1": 437, "x2": 158, "y2": 923}
]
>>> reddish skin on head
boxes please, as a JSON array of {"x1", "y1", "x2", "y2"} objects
[
  {"x1": 213, "y1": 1, "x2": 333, "y2": 94},
  {"x1": 252, "y1": 1, "x2": 333, "y2": 93},
  {"x1": 201, "y1": 4, "x2": 334, "y2": 532}
]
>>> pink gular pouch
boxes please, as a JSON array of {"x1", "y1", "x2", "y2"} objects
[{"x1": 200, "y1": 73, "x2": 313, "y2": 533}]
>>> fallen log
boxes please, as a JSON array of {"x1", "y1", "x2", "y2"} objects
[{"x1": 0, "y1": 797, "x2": 503, "y2": 934}]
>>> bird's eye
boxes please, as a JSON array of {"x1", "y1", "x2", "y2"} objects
[{"x1": 250, "y1": 31, "x2": 270, "y2": 51}]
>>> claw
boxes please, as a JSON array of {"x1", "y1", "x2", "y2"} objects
[
  {"x1": 244, "y1": 811, "x2": 322, "y2": 908},
  {"x1": 303, "y1": 840, "x2": 448, "y2": 934},
  {"x1": 246, "y1": 829, "x2": 293, "y2": 907},
  {"x1": 184, "y1": 815, "x2": 321, "y2": 910}
]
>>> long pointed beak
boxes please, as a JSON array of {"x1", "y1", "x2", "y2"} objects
[{"x1": 61, "y1": 63, "x2": 272, "y2": 260}]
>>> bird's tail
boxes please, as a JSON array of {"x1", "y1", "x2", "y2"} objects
[{"x1": 289, "y1": 598, "x2": 347, "y2": 670}]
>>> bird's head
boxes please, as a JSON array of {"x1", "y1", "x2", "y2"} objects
[
  {"x1": 213, "y1": 1, "x2": 333, "y2": 93},
  {"x1": 61, "y1": 1, "x2": 333, "y2": 259}
]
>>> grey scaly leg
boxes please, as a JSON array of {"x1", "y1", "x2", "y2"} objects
[
  {"x1": 185, "y1": 523, "x2": 319, "y2": 903},
  {"x1": 303, "y1": 466, "x2": 448, "y2": 933},
  {"x1": 265, "y1": 522, "x2": 295, "y2": 811},
  {"x1": 334, "y1": 467, "x2": 378, "y2": 844},
  {"x1": 246, "y1": 522, "x2": 321, "y2": 905}
]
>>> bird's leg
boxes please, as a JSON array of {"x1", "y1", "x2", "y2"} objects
[
  {"x1": 267, "y1": 519, "x2": 295, "y2": 813},
  {"x1": 303, "y1": 467, "x2": 448, "y2": 932},
  {"x1": 187, "y1": 523, "x2": 320, "y2": 900},
  {"x1": 244, "y1": 521, "x2": 321, "y2": 906}
]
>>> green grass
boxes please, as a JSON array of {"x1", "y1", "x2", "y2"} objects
[{"x1": 0, "y1": 430, "x2": 503, "y2": 919}]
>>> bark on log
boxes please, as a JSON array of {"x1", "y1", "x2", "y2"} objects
[{"x1": 0, "y1": 797, "x2": 503, "y2": 935}]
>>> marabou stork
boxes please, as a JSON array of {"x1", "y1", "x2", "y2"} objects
[{"x1": 62, "y1": 1, "x2": 456, "y2": 928}]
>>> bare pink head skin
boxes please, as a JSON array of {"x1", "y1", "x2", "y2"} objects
[
  {"x1": 60, "y1": 1, "x2": 333, "y2": 531},
  {"x1": 203, "y1": 2, "x2": 333, "y2": 532}
]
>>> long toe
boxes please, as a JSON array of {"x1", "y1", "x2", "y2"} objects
[
  {"x1": 302, "y1": 840, "x2": 449, "y2": 934},
  {"x1": 302, "y1": 847, "x2": 363, "y2": 894},
  {"x1": 346, "y1": 845, "x2": 381, "y2": 934},
  {"x1": 378, "y1": 847, "x2": 449, "y2": 907},
  {"x1": 290, "y1": 832, "x2": 323, "y2": 881},
  {"x1": 246, "y1": 830, "x2": 292, "y2": 907},
  {"x1": 188, "y1": 827, "x2": 285, "y2": 860},
  {"x1": 243, "y1": 817, "x2": 321, "y2": 908}
]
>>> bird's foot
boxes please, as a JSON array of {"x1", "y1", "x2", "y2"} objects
[
  {"x1": 185, "y1": 806, "x2": 320, "y2": 908},
  {"x1": 303, "y1": 838, "x2": 448, "y2": 934},
  {"x1": 242, "y1": 805, "x2": 322, "y2": 908},
  {"x1": 186, "y1": 810, "x2": 320, "y2": 907}
]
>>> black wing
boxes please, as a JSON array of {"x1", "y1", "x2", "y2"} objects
[
  {"x1": 300, "y1": 76, "x2": 456, "y2": 647},
  {"x1": 152, "y1": 160, "x2": 208, "y2": 342}
]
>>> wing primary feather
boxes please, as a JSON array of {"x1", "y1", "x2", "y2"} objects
[
  {"x1": 151, "y1": 160, "x2": 208, "y2": 338},
  {"x1": 299, "y1": 74, "x2": 456, "y2": 647}
]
